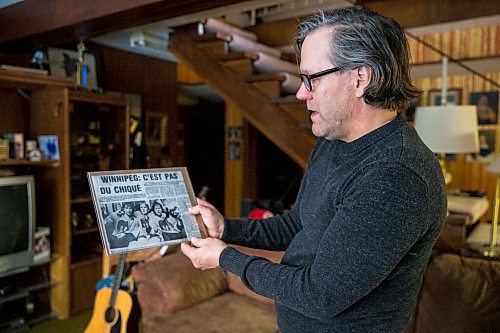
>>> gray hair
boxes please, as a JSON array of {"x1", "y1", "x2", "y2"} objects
[{"x1": 293, "y1": 7, "x2": 418, "y2": 111}]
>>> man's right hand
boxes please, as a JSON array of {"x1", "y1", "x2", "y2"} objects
[{"x1": 188, "y1": 198, "x2": 225, "y2": 239}]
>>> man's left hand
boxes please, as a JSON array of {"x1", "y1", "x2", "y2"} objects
[{"x1": 181, "y1": 237, "x2": 227, "y2": 270}]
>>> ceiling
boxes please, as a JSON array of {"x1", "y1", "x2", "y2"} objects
[
  {"x1": 0, "y1": 0, "x2": 498, "y2": 99},
  {"x1": 91, "y1": 0, "x2": 354, "y2": 62},
  {"x1": 1, "y1": 0, "x2": 499, "y2": 52}
]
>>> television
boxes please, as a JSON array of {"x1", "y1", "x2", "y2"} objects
[{"x1": 0, "y1": 175, "x2": 36, "y2": 278}]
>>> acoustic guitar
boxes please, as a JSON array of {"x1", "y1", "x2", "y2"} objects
[{"x1": 85, "y1": 253, "x2": 132, "y2": 333}]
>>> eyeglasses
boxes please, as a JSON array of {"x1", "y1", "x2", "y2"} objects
[{"x1": 298, "y1": 66, "x2": 343, "y2": 91}]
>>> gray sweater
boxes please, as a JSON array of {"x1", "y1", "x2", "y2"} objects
[{"x1": 220, "y1": 116, "x2": 447, "y2": 332}]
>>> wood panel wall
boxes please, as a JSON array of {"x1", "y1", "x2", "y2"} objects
[
  {"x1": 89, "y1": 43, "x2": 180, "y2": 167},
  {"x1": 410, "y1": 24, "x2": 500, "y2": 223}
]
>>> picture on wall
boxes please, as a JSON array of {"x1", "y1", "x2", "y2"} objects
[
  {"x1": 146, "y1": 113, "x2": 168, "y2": 147},
  {"x1": 470, "y1": 91, "x2": 499, "y2": 125},
  {"x1": 428, "y1": 89, "x2": 462, "y2": 106},
  {"x1": 478, "y1": 129, "x2": 496, "y2": 158}
]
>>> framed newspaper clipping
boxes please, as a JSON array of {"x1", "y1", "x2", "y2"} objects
[{"x1": 87, "y1": 167, "x2": 207, "y2": 255}]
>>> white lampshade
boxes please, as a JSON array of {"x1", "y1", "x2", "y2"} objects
[
  {"x1": 486, "y1": 156, "x2": 500, "y2": 174},
  {"x1": 414, "y1": 105, "x2": 479, "y2": 153}
]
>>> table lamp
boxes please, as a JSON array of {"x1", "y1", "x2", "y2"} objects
[
  {"x1": 413, "y1": 105, "x2": 480, "y2": 179},
  {"x1": 482, "y1": 156, "x2": 500, "y2": 257}
]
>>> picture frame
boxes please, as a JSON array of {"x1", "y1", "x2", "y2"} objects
[
  {"x1": 87, "y1": 168, "x2": 207, "y2": 255},
  {"x1": 470, "y1": 91, "x2": 499, "y2": 125},
  {"x1": 47, "y1": 47, "x2": 99, "y2": 90},
  {"x1": 38, "y1": 135, "x2": 60, "y2": 160},
  {"x1": 428, "y1": 89, "x2": 462, "y2": 106},
  {"x1": 478, "y1": 129, "x2": 496, "y2": 157},
  {"x1": 146, "y1": 112, "x2": 168, "y2": 147}
]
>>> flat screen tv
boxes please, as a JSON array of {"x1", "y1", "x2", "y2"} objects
[{"x1": 0, "y1": 175, "x2": 36, "y2": 278}]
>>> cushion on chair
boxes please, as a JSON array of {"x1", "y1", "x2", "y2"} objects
[
  {"x1": 132, "y1": 251, "x2": 228, "y2": 325},
  {"x1": 141, "y1": 292, "x2": 278, "y2": 333}
]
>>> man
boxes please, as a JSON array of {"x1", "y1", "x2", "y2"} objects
[{"x1": 181, "y1": 7, "x2": 446, "y2": 332}]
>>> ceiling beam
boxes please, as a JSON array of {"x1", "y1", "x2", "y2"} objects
[{"x1": 0, "y1": 0, "x2": 243, "y2": 51}]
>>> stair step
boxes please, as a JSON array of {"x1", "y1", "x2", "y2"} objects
[
  {"x1": 222, "y1": 57, "x2": 254, "y2": 77},
  {"x1": 245, "y1": 74, "x2": 286, "y2": 98},
  {"x1": 195, "y1": 32, "x2": 231, "y2": 58},
  {"x1": 200, "y1": 18, "x2": 258, "y2": 41},
  {"x1": 273, "y1": 97, "x2": 310, "y2": 124},
  {"x1": 245, "y1": 73, "x2": 286, "y2": 83},
  {"x1": 193, "y1": 31, "x2": 231, "y2": 43},
  {"x1": 281, "y1": 105, "x2": 310, "y2": 124},
  {"x1": 250, "y1": 80, "x2": 282, "y2": 98},
  {"x1": 272, "y1": 95, "x2": 302, "y2": 104},
  {"x1": 220, "y1": 52, "x2": 258, "y2": 61}
]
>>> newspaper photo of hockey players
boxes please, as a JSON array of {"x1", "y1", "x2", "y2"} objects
[{"x1": 87, "y1": 167, "x2": 207, "y2": 255}]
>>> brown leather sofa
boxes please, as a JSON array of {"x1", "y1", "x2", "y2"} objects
[
  {"x1": 132, "y1": 222, "x2": 500, "y2": 333},
  {"x1": 132, "y1": 246, "x2": 283, "y2": 333}
]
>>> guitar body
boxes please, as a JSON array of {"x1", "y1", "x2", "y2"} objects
[{"x1": 85, "y1": 287, "x2": 133, "y2": 333}]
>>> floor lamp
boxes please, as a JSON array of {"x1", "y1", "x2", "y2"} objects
[{"x1": 482, "y1": 156, "x2": 500, "y2": 257}]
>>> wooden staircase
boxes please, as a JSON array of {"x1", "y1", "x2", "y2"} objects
[{"x1": 169, "y1": 30, "x2": 315, "y2": 170}]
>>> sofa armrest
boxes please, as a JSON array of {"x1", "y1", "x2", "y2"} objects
[
  {"x1": 132, "y1": 250, "x2": 228, "y2": 320},
  {"x1": 434, "y1": 214, "x2": 471, "y2": 254}
]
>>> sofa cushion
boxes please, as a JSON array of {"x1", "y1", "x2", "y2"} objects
[
  {"x1": 132, "y1": 250, "x2": 228, "y2": 323},
  {"x1": 225, "y1": 245, "x2": 284, "y2": 304},
  {"x1": 414, "y1": 253, "x2": 500, "y2": 333},
  {"x1": 141, "y1": 292, "x2": 278, "y2": 333}
]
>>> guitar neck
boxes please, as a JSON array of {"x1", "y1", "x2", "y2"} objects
[{"x1": 109, "y1": 253, "x2": 126, "y2": 307}]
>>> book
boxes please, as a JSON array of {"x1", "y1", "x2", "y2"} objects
[
  {"x1": 4, "y1": 133, "x2": 24, "y2": 159},
  {"x1": 87, "y1": 168, "x2": 207, "y2": 255}
]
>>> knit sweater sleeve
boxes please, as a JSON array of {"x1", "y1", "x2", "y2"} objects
[
  {"x1": 222, "y1": 208, "x2": 302, "y2": 251},
  {"x1": 219, "y1": 163, "x2": 434, "y2": 320}
]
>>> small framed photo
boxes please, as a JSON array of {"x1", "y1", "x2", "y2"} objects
[
  {"x1": 478, "y1": 129, "x2": 496, "y2": 157},
  {"x1": 470, "y1": 91, "x2": 498, "y2": 125},
  {"x1": 146, "y1": 113, "x2": 168, "y2": 147},
  {"x1": 227, "y1": 126, "x2": 242, "y2": 139},
  {"x1": 428, "y1": 89, "x2": 462, "y2": 106},
  {"x1": 38, "y1": 135, "x2": 60, "y2": 160},
  {"x1": 228, "y1": 142, "x2": 241, "y2": 160}
]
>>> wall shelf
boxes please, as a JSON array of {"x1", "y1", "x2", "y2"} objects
[
  {"x1": 0, "y1": 68, "x2": 129, "y2": 319},
  {"x1": 0, "y1": 159, "x2": 60, "y2": 168},
  {"x1": 410, "y1": 56, "x2": 500, "y2": 79}
]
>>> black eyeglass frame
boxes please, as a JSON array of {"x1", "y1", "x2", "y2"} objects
[{"x1": 299, "y1": 66, "x2": 343, "y2": 91}]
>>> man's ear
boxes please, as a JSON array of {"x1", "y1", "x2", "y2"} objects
[{"x1": 354, "y1": 66, "x2": 372, "y2": 98}]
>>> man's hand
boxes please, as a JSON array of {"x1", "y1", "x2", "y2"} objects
[
  {"x1": 181, "y1": 237, "x2": 227, "y2": 270},
  {"x1": 188, "y1": 198, "x2": 225, "y2": 239}
]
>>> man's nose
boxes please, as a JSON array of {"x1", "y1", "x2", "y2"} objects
[{"x1": 296, "y1": 83, "x2": 311, "y2": 100}]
